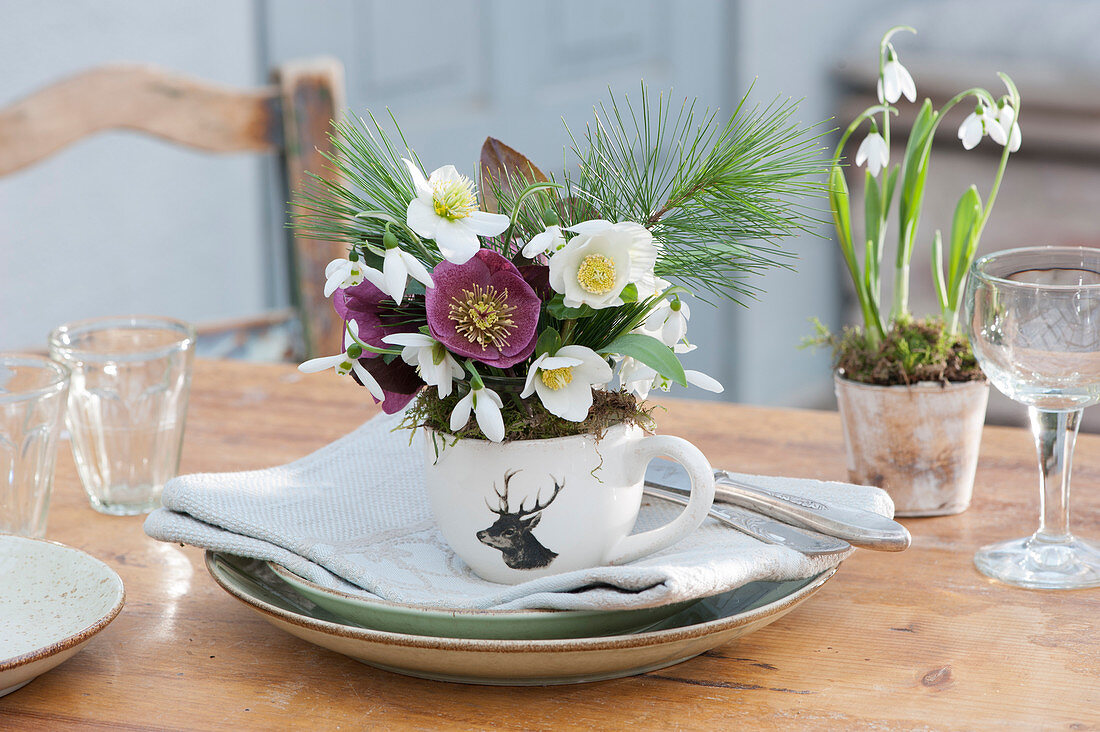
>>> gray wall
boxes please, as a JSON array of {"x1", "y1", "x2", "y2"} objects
[{"x1": 0, "y1": 1, "x2": 270, "y2": 350}]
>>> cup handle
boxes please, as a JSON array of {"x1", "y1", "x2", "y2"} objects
[{"x1": 605, "y1": 435, "x2": 716, "y2": 565}]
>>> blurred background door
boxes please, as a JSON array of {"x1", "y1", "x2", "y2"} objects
[{"x1": 6, "y1": 0, "x2": 1098, "y2": 419}]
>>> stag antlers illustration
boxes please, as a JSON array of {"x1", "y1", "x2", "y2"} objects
[{"x1": 477, "y1": 470, "x2": 565, "y2": 570}]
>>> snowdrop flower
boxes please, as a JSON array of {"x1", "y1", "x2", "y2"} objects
[
  {"x1": 297, "y1": 321, "x2": 385, "y2": 401},
  {"x1": 382, "y1": 332, "x2": 463, "y2": 398},
  {"x1": 521, "y1": 346, "x2": 613, "y2": 422},
  {"x1": 548, "y1": 220, "x2": 660, "y2": 309},
  {"x1": 855, "y1": 131, "x2": 889, "y2": 177},
  {"x1": 618, "y1": 343, "x2": 723, "y2": 399},
  {"x1": 645, "y1": 298, "x2": 691, "y2": 347},
  {"x1": 997, "y1": 101, "x2": 1022, "y2": 153},
  {"x1": 450, "y1": 383, "x2": 505, "y2": 442},
  {"x1": 957, "y1": 103, "x2": 1006, "y2": 150},
  {"x1": 403, "y1": 159, "x2": 510, "y2": 265},
  {"x1": 618, "y1": 355, "x2": 657, "y2": 399},
  {"x1": 324, "y1": 256, "x2": 367, "y2": 298},
  {"x1": 377, "y1": 243, "x2": 434, "y2": 305},
  {"x1": 877, "y1": 50, "x2": 916, "y2": 104},
  {"x1": 521, "y1": 224, "x2": 565, "y2": 258}
]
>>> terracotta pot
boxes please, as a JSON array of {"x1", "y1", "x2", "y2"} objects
[{"x1": 833, "y1": 374, "x2": 990, "y2": 517}]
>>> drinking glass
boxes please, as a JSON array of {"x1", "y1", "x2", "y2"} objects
[
  {"x1": 966, "y1": 246, "x2": 1100, "y2": 589},
  {"x1": 48, "y1": 316, "x2": 195, "y2": 516},
  {"x1": 0, "y1": 355, "x2": 70, "y2": 537}
]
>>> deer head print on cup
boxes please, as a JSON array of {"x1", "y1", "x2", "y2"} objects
[
  {"x1": 478, "y1": 471, "x2": 564, "y2": 570},
  {"x1": 423, "y1": 424, "x2": 716, "y2": 584}
]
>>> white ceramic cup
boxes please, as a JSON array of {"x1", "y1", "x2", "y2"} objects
[{"x1": 422, "y1": 423, "x2": 716, "y2": 584}]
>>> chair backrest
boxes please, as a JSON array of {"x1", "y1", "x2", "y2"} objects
[{"x1": 0, "y1": 58, "x2": 347, "y2": 357}]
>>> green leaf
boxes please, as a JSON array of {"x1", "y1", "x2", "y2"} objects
[
  {"x1": 547, "y1": 294, "x2": 595, "y2": 320},
  {"x1": 864, "y1": 169, "x2": 882, "y2": 257},
  {"x1": 898, "y1": 100, "x2": 937, "y2": 265},
  {"x1": 864, "y1": 237, "x2": 877, "y2": 310},
  {"x1": 828, "y1": 166, "x2": 855, "y2": 271},
  {"x1": 882, "y1": 163, "x2": 900, "y2": 213},
  {"x1": 948, "y1": 185, "x2": 982, "y2": 298},
  {"x1": 931, "y1": 230, "x2": 948, "y2": 312},
  {"x1": 599, "y1": 333, "x2": 687, "y2": 387},
  {"x1": 619, "y1": 283, "x2": 639, "y2": 303},
  {"x1": 535, "y1": 328, "x2": 561, "y2": 358}
]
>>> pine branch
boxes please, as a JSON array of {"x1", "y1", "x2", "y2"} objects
[
  {"x1": 563, "y1": 84, "x2": 831, "y2": 303},
  {"x1": 290, "y1": 112, "x2": 439, "y2": 264}
]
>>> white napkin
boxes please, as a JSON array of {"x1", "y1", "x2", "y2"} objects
[{"x1": 144, "y1": 412, "x2": 894, "y2": 611}]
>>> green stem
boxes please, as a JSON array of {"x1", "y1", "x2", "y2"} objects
[
  {"x1": 559, "y1": 318, "x2": 577, "y2": 345},
  {"x1": 892, "y1": 87, "x2": 999, "y2": 320},
  {"x1": 343, "y1": 321, "x2": 401, "y2": 356},
  {"x1": 499, "y1": 181, "x2": 563, "y2": 250},
  {"x1": 945, "y1": 85, "x2": 1019, "y2": 336}
]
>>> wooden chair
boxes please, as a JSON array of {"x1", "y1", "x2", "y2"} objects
[{"x1": 0, "y1": 59, "x2": 348, "y2": 359}]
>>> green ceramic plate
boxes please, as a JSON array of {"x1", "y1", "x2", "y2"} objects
[
  {"x1": 206, "y1": 552, "x2": 837, "y2": 686},
  {"x1": 266, "y1": 561, "x2": 697, "y2": 640}
]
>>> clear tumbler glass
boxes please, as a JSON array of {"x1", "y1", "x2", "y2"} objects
[
  {"x1": 49, "y1": 316, "x2": 195, "y2": 516},
  {"x1": 0, "y1": 355, "x2": 70, "y2": 537}
]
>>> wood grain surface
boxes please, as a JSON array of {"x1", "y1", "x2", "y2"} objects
[{"x1": 1, "y1": 360, "x2": 1097, "y2": 730}]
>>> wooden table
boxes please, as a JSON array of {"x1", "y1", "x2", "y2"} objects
[{"x1": 3, "y1": 360, "x2": 1098, "y2": 730}]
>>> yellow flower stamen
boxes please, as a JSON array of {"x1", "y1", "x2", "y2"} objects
[
  {"x1": 432, "y1": 176, "x2": 478, "y2": 220},
  {"x1": 449, "y1": 284, "x2": 516, "y2": 349},
  {"x1": 540, "y1": 366, "x2": 574, "y2": 391},
  {"x1": 576, "y1": 254, "x2": 616, "y2": 294}
]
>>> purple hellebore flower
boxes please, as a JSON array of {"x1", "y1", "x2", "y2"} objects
[
  {"x1": 334, "y1": 279, "x2": 424, "y2": 413},
  {"x1": 425, "y1": 249, "x2": 541, "y2": 369}
]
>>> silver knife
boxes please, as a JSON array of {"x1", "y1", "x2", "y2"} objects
[
  {"x1": 645, "y1": 458, "x2": 911, "y2": 552},
  {"x1": 644, "y1": 486, "x2": 851, "y2": 557}
]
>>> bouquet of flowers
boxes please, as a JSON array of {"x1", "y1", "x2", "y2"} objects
[{"x1": 294, "y1": 86, "x2": 825, "y2": 442}]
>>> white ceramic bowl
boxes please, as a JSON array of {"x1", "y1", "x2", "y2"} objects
[{"x1": 0, "y1": 535, "x2": 125, "y2": 696}]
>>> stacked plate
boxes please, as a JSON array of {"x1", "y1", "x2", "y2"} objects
[
  {"x1": 206, "y1": 552, "x2": 838, "y2": 685},
  {"x1": 1, "y1": 535, "x2": 125, "y2": 696}
]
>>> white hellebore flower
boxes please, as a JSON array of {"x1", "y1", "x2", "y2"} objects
[
  {"x1": 645, "y1": 298, "x2": 691, "y2": 347},
  {"x1": 997, "y1": 102, "x2": 1022, "y2": 153},
  {"x1": 378, "y1": 246, "x2": 434, "y2": 305},
  {"x1": 403, "y1": 159, "x2": 510, "y2": 265},
  {"x1": 450, "y1": 383, "x2": 505, "y2": 443},
  {"x1": 323, "y1": 256, "x2": 366, "y2": 298},
  {"x1": 520, "y1": 224, "x2": 565, "y2": 258},
  {"x1": 521, "y1": 346, "x2": 613, "y2": 422},
  {"x1": 854, "y1": 131, "x2": 889, "y2": 178},
  {"x1": 381, "y1": 333, "x2": 463, "y2": 398},
  {"x1": 297, "y1": 321, "x2": 385, "y2": 402},
  {"x1": 957, "y1": 104, "x2": 1006, "y2": 150},
  {"x1": 877, "y1": 52, "x2": 917, "y2": 104},
  {"x1": 548, "y1": 220, "x2": 660, "y2": 309}
]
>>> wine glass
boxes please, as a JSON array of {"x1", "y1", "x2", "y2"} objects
[{"x1": 965, "y1": 246, "x2": 1100, "y2": 589}]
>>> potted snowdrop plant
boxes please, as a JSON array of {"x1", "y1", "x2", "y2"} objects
[
  {"x1": 816, "y1": 26, "x2": 1022, "y2": 516},
  {"x1": 294, "y1": 86, "x2": 826, "y2": 582}
]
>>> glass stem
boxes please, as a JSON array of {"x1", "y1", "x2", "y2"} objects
[{"x1": 1028, "y1": 407, "x2": 1081, "y2": 543}]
